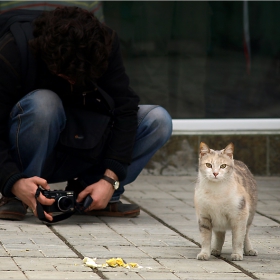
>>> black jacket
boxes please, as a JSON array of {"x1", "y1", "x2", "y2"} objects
[{"x1": 0, "y1": 29, "x2": 140, "y2": 197}]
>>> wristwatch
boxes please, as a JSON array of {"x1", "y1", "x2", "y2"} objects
[{"x1": 102, "y1": 175, "x2": 120, "y2": 190}]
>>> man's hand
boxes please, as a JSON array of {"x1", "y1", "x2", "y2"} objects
[
  {"x1": 76, "y1": 169, "x2": 118, "y2": 211},
  {"x1": 11, "y1": 177, "x2": 55, "y2": 221},
  {"x1": 76, "y1": 179, "x2": 114, "y2": 211}
]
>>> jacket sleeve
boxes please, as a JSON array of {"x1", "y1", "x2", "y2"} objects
[
  {"x1": 0, "y1": 34, "x2": 27, "y2": 197},
  {"x1": 97, "y1": 31, "x2": 140, "y2": 180}
]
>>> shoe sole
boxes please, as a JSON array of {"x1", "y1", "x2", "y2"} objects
[{"x1": 0, "y1": 211, "x2": 25, "y2": 221}]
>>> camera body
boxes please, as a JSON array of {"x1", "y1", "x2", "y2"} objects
[
  {"x1": 42, "y1": 189, "x2": 76, "y2": 213},
  {"x1": 35, "y1": 188, "x2": 93, "y2": 222}
]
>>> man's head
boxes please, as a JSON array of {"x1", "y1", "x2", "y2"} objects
[{"x1": 29, "y1": 6, "x2": 112, "y2": 85}]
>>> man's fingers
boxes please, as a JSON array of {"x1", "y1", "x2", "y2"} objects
[
  {"x1": 37, "y1": 193, "x2": 55, "y2": 205},
  {"x1": 44, "y1": 211, "x2": 53, "y2": 221},
  {"x1": 31, "y1": 206, "x2": 53, "y2": 222},
  {"x1": 31, "y1": 208, "x2": 37, "y2": 216},
  {"x1": 76, "y1": 189, "x2": 89, "y2": 203},
  {"x1": 32, "y1": 176, "x2": 50, "y2": 190}
]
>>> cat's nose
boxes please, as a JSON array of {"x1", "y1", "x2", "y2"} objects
[{"x1": 213, "y1": 172, "x2": 219, "y2": 177}]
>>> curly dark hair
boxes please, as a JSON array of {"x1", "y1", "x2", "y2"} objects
[{"x1": 29, "y1": 6, "x2": 112, "y2": 85}]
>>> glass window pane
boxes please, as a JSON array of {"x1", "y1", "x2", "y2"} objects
[{"x1": 103, "y1": 1, "x2": 280, "y2": 119}]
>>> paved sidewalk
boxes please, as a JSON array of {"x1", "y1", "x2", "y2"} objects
[{"x1": 0, "y1": 175, "x2": 279, "y2": 280}]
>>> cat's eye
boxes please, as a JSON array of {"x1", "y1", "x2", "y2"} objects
[
  {"x1": 220, "y1": 164, "x2": 227, "y2": 169},
  {"x1": 205, "y1": 163, "x2": 212, "y2": 168}
]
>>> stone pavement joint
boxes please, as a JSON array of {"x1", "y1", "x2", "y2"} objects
[
  {"x1": 49, "y1": 225, "x2": 107, "y2": 280},
  {"x1": 123, "y1": 194, "x2": 201, "y2": 248},
  {"x1": 256, "y1": 210, "x2": 280, "y2": 224},
  {"x1": 122, "y1": 197, "x2": 260, "y2": 280},
  {"x1": 0, "y1": 175, "x2": 279, "y2": 280},
  {"x1": 217, "y1": 256, "x2": 259, "y2": 280}
]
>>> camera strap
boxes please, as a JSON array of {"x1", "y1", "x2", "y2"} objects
[{"x1": 35, "y1": 187, "x2": 75, "y2": 223}]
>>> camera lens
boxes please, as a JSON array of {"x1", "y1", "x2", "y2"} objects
[{"x1": 57, "y1": 196, "x2": 74, "y2": 212}]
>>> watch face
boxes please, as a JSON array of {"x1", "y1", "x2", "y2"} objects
[{"x1": 114, "y1": 181, "x2": 120, "y2": 190}]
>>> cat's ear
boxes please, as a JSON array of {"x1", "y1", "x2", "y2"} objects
[
  {"x1": 200, "y1": 142, "x2": 210, "y2": 157},
  {"x1": 224, "y1": 143, "x2": 234, "y2": 159}
]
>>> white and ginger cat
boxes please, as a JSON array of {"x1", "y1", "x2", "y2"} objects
[{"x1": 194, "y1": 142, "x2": 258, "y2": 261}]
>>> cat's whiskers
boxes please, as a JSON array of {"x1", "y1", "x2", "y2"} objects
[{"x1": 197, "y1": 173, "x2": 210, "y2": 186}]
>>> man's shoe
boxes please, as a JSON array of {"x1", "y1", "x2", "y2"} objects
[
  {"x1": 86, "y1": 201, "x2": 140, "y2": 218},
  {"x1": 0, "y1": 196, "x2": 27, "y2": 221}
]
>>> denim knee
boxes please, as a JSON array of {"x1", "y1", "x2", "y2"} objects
[
  {"x1": 141, "y1": 105, "x2": 173, "y2": 145},
  {"x1": 153, "y1": 106, "x2": 173, "y2": 139},
  {"x1": 10, "y1": 89, "x2": 66, "y2": 130}
]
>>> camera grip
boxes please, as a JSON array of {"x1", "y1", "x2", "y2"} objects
[
  {"x1": 83, "y1": 195, "x2": 93, "y2": 209},
  {"x1": 76, "y1": 195, "x2": 93, "y2": 212}
]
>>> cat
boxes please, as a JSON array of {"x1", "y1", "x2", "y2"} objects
[{"x1": 194, "y1": 142, "x2": 258, "y2": 261}]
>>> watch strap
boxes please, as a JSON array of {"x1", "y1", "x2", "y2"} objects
[{"x1": 102, "y1": 175, "x2": 116, "y2": 187}]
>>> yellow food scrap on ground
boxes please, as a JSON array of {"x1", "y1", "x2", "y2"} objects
[
  {"x1": 129, "y1": 263, "x2": 139, "y2": 268},
  {"x1": 83, "y1": 257, "x2": 141, "y2": 269},
  {"x1": 106, "y1": 258, "x2": 118, "y2": 267},
  {"x1": 106, "y1": 258, "x2": 129, "y2": 268}
]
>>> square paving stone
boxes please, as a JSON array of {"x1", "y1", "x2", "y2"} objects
[
  {"x1": 0, "y1": 257, "x2": 20, "y2": 270},
  {"x1": 0, "y1": 271, "x2": 27, "y2": 280},
  {"x1": 158, "y1": 258, "x2": 241, "y2": 273},
  {"x1": 14, "y1": 257, "x2": 92, "y2": 271},
  {"x1": 139, "y1": 246, "x2": 198, "y2": 259},
  {"x1": 25, "y1": 271, "x2": 101, "y2": 279},
  {"x1": 175, "y1": 272, "x2": 251, "y2": 279}
]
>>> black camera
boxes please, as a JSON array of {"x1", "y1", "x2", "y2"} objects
[
  {"x1": 42, "y1": 190, "x2": 76, "y2": 213},
  {"x1": 41, "y1": 189, "x2": 93, "y2": 213}
]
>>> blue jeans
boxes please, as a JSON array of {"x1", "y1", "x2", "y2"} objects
[{"x1": 9, "y1": 89, "x2": 172, "y2": 201}]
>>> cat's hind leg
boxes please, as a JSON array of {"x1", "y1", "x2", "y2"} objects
[
  {"x1": 244, "y1": 226, "x2": 258, "y2": 256},
  {"x1": 211, "y1": 231, "x2": 226, "y2": 257},
  {"x1": 197, "y1": 217, "x2": 212, "y2": 260}
]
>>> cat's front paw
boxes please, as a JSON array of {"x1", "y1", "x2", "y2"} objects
[
  {"x1": 211, "y1": 249, "x2": 221, "y2": 256},
  {"x1": 197, "y1": 252, "x2": 210, "y2": 260},
  {"x1": 244, "y1": 249, "x2": 258, "y2": 256},
  {"x1": 231, "y1": 253, "x2": 243, "y2": 261}
]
